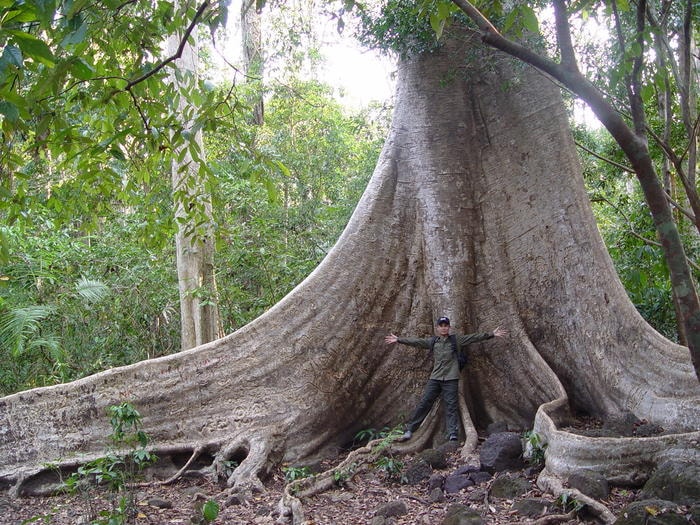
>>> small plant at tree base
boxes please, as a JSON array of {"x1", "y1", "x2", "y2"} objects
[
  {"x1": 282, "y1": 465, "x2": 312, "y2": 482},
  {"x1": 353, "y1": 427, "x2": 403, "y2": 447},
  {"x1": 556, "y1": 492, "x2": 584, "y2": 514},
  {"x1": 367, "y1": 425, "x2": 403, "y2": 453},
  {"x1": 374, "y1": 455, "x2": 406, "y2": 483},
  {"x1": 522, "y1": 430, "x2": 547, "y2": 467},
  {"x1": 353, "y1": 427, "x2": 382, "y2": 444},
  {"x1": 363, "y1": 426, "x2": 405, "y2": 483},
  {"x1": 191, "y1": 499, "x2": 219, "y2": 524},
  {"x1": 202, "y1": 500, "x2": 220, "y2": 522},
  {"x1": 332, "y1": 463, "x2": 357, "y2": 486},
  {"x1": 62, "y1": 402, "x2": 157, "y2": 524},
  {"x1": 219, "y1": 459, "x2": 239, "y2": 479}
]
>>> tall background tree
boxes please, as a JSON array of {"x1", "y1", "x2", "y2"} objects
[{"x1": 167, "y1": 14, "x2": 222, "y2": 350}]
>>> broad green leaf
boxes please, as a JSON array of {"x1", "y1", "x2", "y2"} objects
[
  {"x1": 503, "y1": 9, "x2": 517, "y2": 33},
  {"x1": 60, "y1": 20, "x2": 88, "y2": 47},
  {"x1": 64, "y1": 0, "x2": 91, "y2": 19},
  {"x1": 1, "y1": 45, "x2": 23, "y2": 68},
  {"x1": 263, "y1": 178, "x2": 280, "y2": 203},
  {"x1": 7, "y1": 30, "x2": 56, "y2": 66},
  {"x1": 34, "y1": 0, "x2": 57, "y2": 27},
  {"x1": 202, "y1": 500, "x2": 219, "y2": 522},
  {"x1": 109, "y1": 147, "x2": 125, "y2": 161},
  {"x1": 629, "y1": 41, "x2": 642, "y2": 58},
  {"x1": 0, "y1": 227, "x2": 9, "y2": 264},
  {"x1": 2, "y1": 5, "x2": 39, "y2": 24},
  {"x1": 274, "y1": 160, "x2": 291, "y2": 178},
  {"x1": 429, "y1": 13, "x2": 445, "y2": 39},
  {"x1": 640, "y1": 82, "x2": 655, "y2": 102},
  {"x1": 520, "y1": 5, "x2": 539, "y2": 34},
  {"x1": 0, "y1": 101, "x2": 19, "y2": 122},
  {"x1": 69, "y1": 57, "x2": 94, "y2": 80}
]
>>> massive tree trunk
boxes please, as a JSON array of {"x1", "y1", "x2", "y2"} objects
[
  {"x1": 1, "y1": 32, "x2": 698, "y2": 512},
  {"x1": 453, "y1": 0, "x2": 700, "y2": 380}
]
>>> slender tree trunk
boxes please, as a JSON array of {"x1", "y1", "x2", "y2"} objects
[
  {"x1": 168, "y1": 27, "x2": 222, "y2": 350},
  {"x1": 678, "y1": 0, "x2": 697, "y2": 188},
  {"x1": 241, "y1": 0, "x2": 264, "y2": 126},
  {"x1": 1, "y1": 31, "x2": 698, "y2": 507}
]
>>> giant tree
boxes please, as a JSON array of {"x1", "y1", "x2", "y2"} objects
[
  {"x1": 443, "y1": 0, "x2": 700, "y2": 379},
  {"x1": 1, "y1": 23, "x2": 698, "y2": 524}
]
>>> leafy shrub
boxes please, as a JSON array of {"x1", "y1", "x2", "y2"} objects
[
  {"x1": 62, "y1": 402, "x2": 157, "y2": 524},
  {"x1": 282, "y1": 465, "x2": 312, "y2": 482},
  {"x1": 522, "y1": 430, "x2": 547, "y2": 467}
]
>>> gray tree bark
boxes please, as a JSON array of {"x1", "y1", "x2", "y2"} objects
[
  {"x1": 167, "y1": 26, "x2": 222, "y2": 351},
  {"x1": 1, "y1": 33, "x2": 698, "y2": 511},
  {"x1": 241, "y1": 0, "x2": 264, "y2": 125}
]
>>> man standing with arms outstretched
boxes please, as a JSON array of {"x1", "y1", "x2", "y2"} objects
[{"x1": 385, "y1": 317, "x2": 508, "y2": 442}]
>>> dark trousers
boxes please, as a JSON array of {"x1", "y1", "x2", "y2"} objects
[{"x1": 406, "y1": 379, "x2": 459, "y2": 438}]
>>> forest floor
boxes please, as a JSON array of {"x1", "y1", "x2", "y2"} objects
[{"x1": 2, "y1": 441, "x2": 642, "y2": 525}]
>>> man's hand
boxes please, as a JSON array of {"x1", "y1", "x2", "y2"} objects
[
  {"x1": 385, "y1": 333, "x2": 398, "y2": 344},
  {"x1": 493, "y1": 326, "x2": 508, "y2": 338}
]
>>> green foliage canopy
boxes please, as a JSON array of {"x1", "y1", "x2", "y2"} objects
[{"x1": 1, "y1": 0, "x2": 232, "y2": 231}]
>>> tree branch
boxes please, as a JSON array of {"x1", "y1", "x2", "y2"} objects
[
  {"x1": 665, "y1": 194, "x2": 696, "y2": 224},
  {"x1": 123, "y1": 0, "x2": 211, "y2": 92},
  {"x1": 553, "y1": 0, "x2": 578, "y2": 72},
  {"x1": 575, "y1": 140, "x2": 635, "y2": 174},
  {"x1": 591, "y1": 195, "x2": 700, "y2": 272},
  {"x1": 645, "y1": 123, "x2": 700, "y2": 229},
  {"x1": 630, "y1": 0, "x2": 648, "y2": 137},
  {"x1": 451, "y1": 0, "x2": 640, "y2": 147}
]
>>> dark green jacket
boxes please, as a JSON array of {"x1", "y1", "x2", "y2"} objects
[{"x1": 397, "y1": 332, "x2": 494, "y2": 381}]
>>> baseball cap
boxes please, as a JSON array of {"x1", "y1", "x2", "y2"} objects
[{"x1": 437, "y1": 316, "x2": 450, "y2": 326}]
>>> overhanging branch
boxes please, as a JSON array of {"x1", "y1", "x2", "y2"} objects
[
  {"x1": 575, "y1": 140, "x2": 635, "y2": 174},
  {"x1": 123, "y1": 0, "x2": 211, "y2": 91}
]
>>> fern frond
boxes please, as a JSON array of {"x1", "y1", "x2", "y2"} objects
[
  {"x1": 75, "y1": 277, "x2": 110, "y2": 303},
  {"x1": 0, "y1": 306, "x2": 53, "y2": 356}
]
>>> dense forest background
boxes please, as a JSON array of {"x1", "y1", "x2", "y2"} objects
[{"x1": 1, "y1": 0, "x2": 697, "y2": 396}]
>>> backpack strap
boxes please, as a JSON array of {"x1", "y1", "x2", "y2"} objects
[
  {"x1": 430, "y1": 336, "x2": 438, "y2": 352},
  {"x1": 430, "y1": 335, "x2": 459, "y2": 357},
  {"x1": 449, "y1": 334, "x2": 457, "y2": 354},
  {"x1": 431, "y1": 335, "x2": 468, "y2": 370}
]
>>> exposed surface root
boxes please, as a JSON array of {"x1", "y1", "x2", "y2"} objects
[
  {"x1": 278, "y1": 435, "x2": 404, "y2": 524},
  {"x1": 537, "y1": 469, "x2": 616, "y2": 524},
  {"x1": 149, "y1": 445, "x2": 204, "y2": 486},
  {"x1": 532, "y1": 509, "x2": 577, "y2": 525},
  {"x1": 458, "y1": 393, "x2": 479, "y2": 459},
  {"x1": 531, "y1": 396, "x2": 699, "y2": 525},
  {"x1": 534, "y1": 396, "x2": 700, "y2": 484},
  {"x1": 222, "y1": 435, "x2": 272, "y2": 495}
]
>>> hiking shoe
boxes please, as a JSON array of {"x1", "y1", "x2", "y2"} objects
[
  {"x1": 449, "y1": 435, "x2": 458, "y2": 442},
  {"x1": 400, "y1": 430, "x2": 412, "y2": 441}
]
